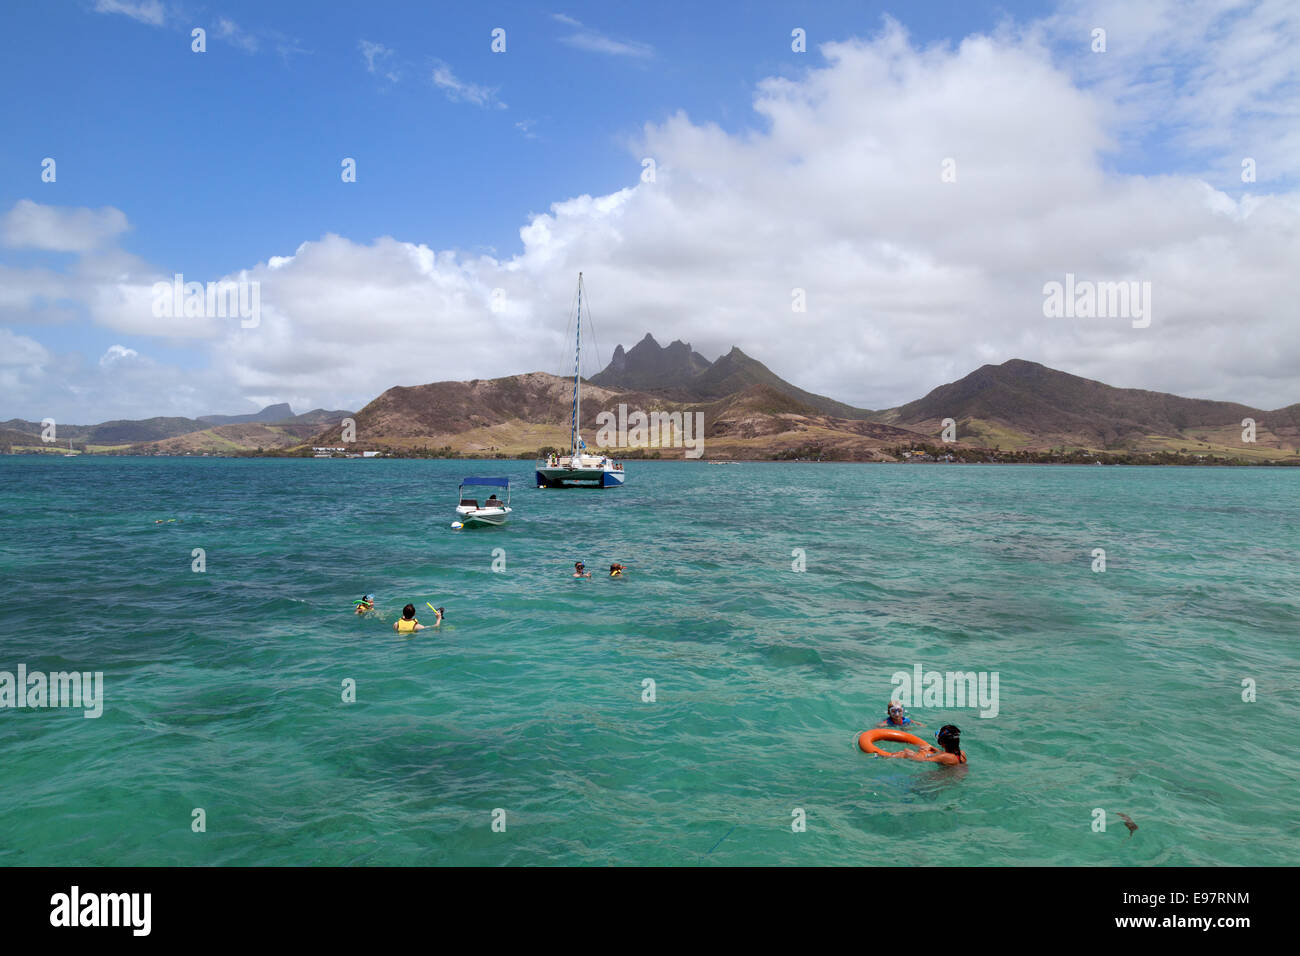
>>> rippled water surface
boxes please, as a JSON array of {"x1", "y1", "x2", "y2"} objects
[{"x1": 1, "y1": 457, "x2": 1297, "y2": 865}]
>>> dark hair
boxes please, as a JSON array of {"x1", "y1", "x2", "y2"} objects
[
  {"x1": 936, "y1": 724, "x2": 962, "y2": 754},
  {"x1": 402, "y1": 604, "x2": 416, "y2": 619}
]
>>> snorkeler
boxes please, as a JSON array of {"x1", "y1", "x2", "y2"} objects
[
  {"x1": 353, "y1": 594, "x2": 375, "y2": 615},
  {"x1": 876, "y1": 700, "x2": 923, "y2": 728},
  {"x1": 609, "y1": 563, "x2": 625, "y2": 577},
  {"x1": 900, "y1": 724, "x2": 967, "y2": 765},
  {"x1": 393, "y1": 603, "x2": 442, "y2": 633},
  {"x1": 573, "y1": 561, "x2": 592, "y2": 578}
]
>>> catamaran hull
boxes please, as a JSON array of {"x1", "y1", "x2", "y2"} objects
[{"x1": 535, "y1": 467, "x2": 625, "y2": 488}]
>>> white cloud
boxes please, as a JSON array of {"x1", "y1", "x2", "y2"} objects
[
  {"x1": 215, "y1": 14, "x2": 1292, "y2": 410},
  {"x1": 0, "y1": 328, "x2": 50, "y2": 367},
  {"x1": 357, "y1": 39, "x2": 401, "y2": 83},
  {"x1": 3, "y1": 200, "x2": 129, "y2": 253},
  {"x1": 1039, "y1": 0, "x2": 1300, "y2": 183},
  {"x1": 90, "y1": 2, "x2": 306, "y2": 60},
  {"x1": 215, "y1": 17, "x2": 259, "y2": 53},
  {"x1": 1, "y1": 204, "x2": 237, "y2": 341},
  {"x1": 552, "y1": 14, "x2": 653, "y2": 58},
  {"x1": 359, "y1": 39, "x2": 389, "y2": 72},
  {"x1": 92, "y1": 0, "x2": 165, "y2": 27},
  {"x1": 431, "y1": 62, "x2": 506, "y2": 109},
  {"x1": 6, "y1": 5, "x2": 1300, "y2": 421},
  {"x1": 99, "y1": 344, "x2": 140, "y2": 367}
]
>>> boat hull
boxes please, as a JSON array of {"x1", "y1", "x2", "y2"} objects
[
  {"x1": 535, "y1": 466, "x2": 625, "y2": 488},
  {"x1": 455, "y1": 506, "x2": 511, "y2": 527}
]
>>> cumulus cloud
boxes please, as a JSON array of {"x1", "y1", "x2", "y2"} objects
[
  {"x1": 0, "y1": 328, "x2": 51, "y2": 367},
  {"x1": 99, "y1": 344, "x2": 140, "y2": 367},
  {"x1": 3, "y1": 200, "x2": 129, "y2": 253},
  {"x1": 0, "y1": 205, "x2": 241, "y2": 341},
  {"x1": 0, "y1": 334, "x2": 246, "y2": 424},
  {"x1": 6, "y1": 3, "x2": 1300, "y2": 421}
]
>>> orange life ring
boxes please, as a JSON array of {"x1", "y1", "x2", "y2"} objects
[{"x1": 857, "y1": 728, "x2": 937, "y2": 757}]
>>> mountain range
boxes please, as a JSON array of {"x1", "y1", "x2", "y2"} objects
[
  {"x1": 1, "y1": 405, "x2": 352, "y2": 453},
  {"x1": 5, "y1": 336, "x2": 1296, "y2": 461},
  {"x1": 301, "y1": 335, "x2": 1296, "y2": 462}
]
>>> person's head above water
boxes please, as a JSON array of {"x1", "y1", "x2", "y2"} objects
[
  {"x1": 886, "y1": 701, "x2": 908, "y2": 722},
  {"x1": 401, "y1": 603, "x2": 416, "y2": 620},
  {"x1": 574, "y1": 561, "x2": 585, "y2": 571},
  {"x1": 935, "y1": 724, "x2": 962, "y2": 753}
]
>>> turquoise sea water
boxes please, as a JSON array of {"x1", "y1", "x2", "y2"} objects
[{"x1": 1, "y1": 456, "x2": 1297, "y2": 866}]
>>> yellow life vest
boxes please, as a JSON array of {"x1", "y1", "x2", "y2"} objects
[{"x1": 396, "y1": 617, "x2": 418, "y2": 633}]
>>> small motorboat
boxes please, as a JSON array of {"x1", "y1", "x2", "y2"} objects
[{"x1": 452, "y1": 477, "x2": 512, "y2": 528}]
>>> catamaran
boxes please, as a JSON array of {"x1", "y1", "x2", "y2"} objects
[
  {"x1": 535, "y1": 273, "x2": 625, "y2": 489},
  {"x1": 452, "y1": 477, "x2": 512, "y2": 528}
]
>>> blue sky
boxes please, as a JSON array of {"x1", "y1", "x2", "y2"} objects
[
  {"x1": 2, "y1": 0, "x2": 1298, "y2": 420},
  {"x1": 6, "y1": 1, "x2": 1052, "y2": 273}
]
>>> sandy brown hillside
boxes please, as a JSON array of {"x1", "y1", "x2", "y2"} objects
[
  {"x1": 133, "y1": 423, "x2": 318, "y2": 454},
  {"x1": 38, "y1": 341, "x2": 1294, "y2": 462},
  {"x1": 313, "y1": 372, "x2": 668, "y2": 443},
  {"x1": 307, "y1": 375, "x2": 933, "y2": 460},
  {"x1": 688, "y1": 386, "x2": 929, "y2": 460},
  {"x1": 879, "y1": 359, "x2": 1300, "y2": 457}
]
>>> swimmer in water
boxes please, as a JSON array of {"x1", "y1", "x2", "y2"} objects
[
  {"x1": 393, "y1": 603, "x2": 441, "y2": 633},
  {"x1": 573, "y1": 561, "x2": 591, "y2": 578},
  {"x1": 876, "y1": 701, "x2": 923, "y2": 728},
  {"x1": 354, "y1": 594, "x2": 375, "y2": 616},
  {"x1": 609, "y1": 563, "x2": 625, "y2": 578},
  {"x1": 899, "y1": 724, "x2": 967, "y2": 765}
]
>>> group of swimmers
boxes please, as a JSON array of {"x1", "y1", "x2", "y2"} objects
[
  {"x1": 573, "y1": 561, "x2": 626, "y2": 578},
  {"x1": 355, "y1": 592, "x2": 964, "y2": 764},
  {"x1": 353, "y1": 596, "x2": 444, "y2": 633},
  {"x1": 876, "y1": 701, "x2": 967, "y2": 765},
  {"x1": 350, "y1": 560, "x2": 624, "y2": 635}
]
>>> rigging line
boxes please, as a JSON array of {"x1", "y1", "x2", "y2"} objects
[
  {"x1": 554, "y1": 282, "x2": 579, "y2": 377},
  {"x1": 549, "y1": 282, "x2": 580, "y2": 429},
  {"x1": 581, "y1": 279, "x2": 604, "y2": 378}
]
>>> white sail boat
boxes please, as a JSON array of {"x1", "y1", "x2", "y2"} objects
[{"x1": 535, "y1": 273, "x2": 625, "y2": 489}]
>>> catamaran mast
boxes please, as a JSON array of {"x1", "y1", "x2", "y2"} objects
[{"x1": 570, "y1": 272, "x2": 583, "y2": 456}]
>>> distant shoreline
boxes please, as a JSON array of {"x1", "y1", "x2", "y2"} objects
[{"x1": 6, "y1": 451, "x2": 1296, "y2": 467}]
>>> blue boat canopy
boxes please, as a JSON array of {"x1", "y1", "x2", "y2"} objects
[{"x1": 460, "y1": 477, "x2": 510, "y2": 487}]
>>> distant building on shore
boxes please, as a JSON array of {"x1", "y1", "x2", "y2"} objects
[{"x1": 312, "y1": 447, "x2": 380, "y2": 458}]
